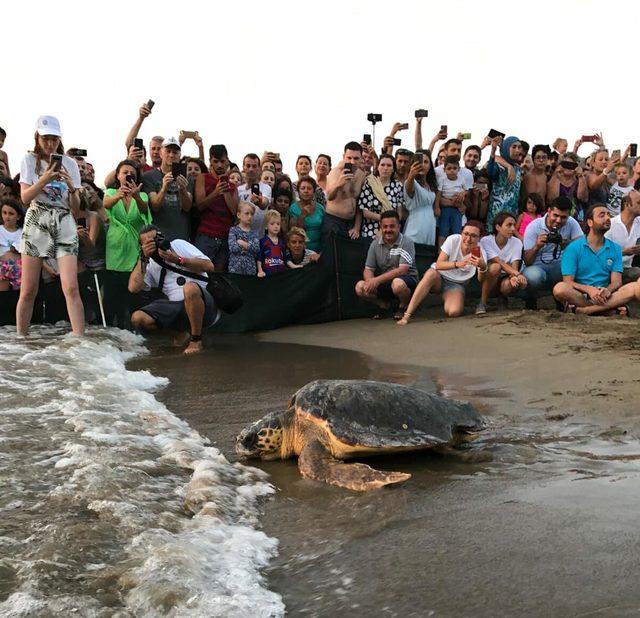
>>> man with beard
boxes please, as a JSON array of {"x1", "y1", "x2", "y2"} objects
[
  {"x1": 553, "y1": 204, "x2": 640, "y2": 314},
  {"x1": 194, "y1": 144, "x2": 239, "y2": 270},
  {"x1": 605, "y1": 191, "x2": 640, "y2": 283}
]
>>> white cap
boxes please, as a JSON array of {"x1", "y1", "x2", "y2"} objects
[
  {"x1": 36, "y1": 115, "x2": 62, "y2": 137},
  {"x1": 162, "y1": 137, "x2": 181, "y2": 149}
]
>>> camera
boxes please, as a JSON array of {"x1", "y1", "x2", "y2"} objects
[
  {"x1": 154, "y1": 231, "x2": 171, "y2": 252},
  {"x1": 546, "y1": 227, "x2": 562, "y2": 245}
]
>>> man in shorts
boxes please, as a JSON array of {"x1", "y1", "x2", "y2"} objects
[
  {"x1": 128, "y1": 225, "x2": 219, "y2": 354},
  {"x1": 355, "y1": 210, "x2": 418, "y2": 319}
]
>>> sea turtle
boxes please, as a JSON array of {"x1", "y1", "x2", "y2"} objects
[{"x1": 236, "y1": 379, "x2": 484, "y2": 491}]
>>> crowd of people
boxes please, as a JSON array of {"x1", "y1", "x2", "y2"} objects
[{"x1": 2, "y1": 104, "x2": 640, "y2": 352}]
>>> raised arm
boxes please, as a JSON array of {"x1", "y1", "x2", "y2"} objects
[{"x1": 125, "y1": 103, "x2": 152, "y2": 149}]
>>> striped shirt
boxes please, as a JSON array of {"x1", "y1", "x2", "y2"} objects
[{"x1": 365, "y1": 232, "x2": 418, "y2": 281}]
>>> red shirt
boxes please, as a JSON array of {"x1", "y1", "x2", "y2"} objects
[{"x1": 197, "y1": 174, "x2": 237, "y2": 239}]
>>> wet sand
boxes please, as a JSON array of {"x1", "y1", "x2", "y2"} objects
[{"x1": 135, "y1": 310, "x2": 640, "y2": 617}]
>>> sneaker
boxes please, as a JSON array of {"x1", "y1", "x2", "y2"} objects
[{"x1": 475, "y1": 302, "x2": 487, "y2": 315}]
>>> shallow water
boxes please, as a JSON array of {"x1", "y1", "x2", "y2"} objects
[
  {"x1": 139, "y1": 334, "x2": 640, "y2": 617},
  {"x1": 0, "y1": 327, "x2": 283, "y2": 617}
]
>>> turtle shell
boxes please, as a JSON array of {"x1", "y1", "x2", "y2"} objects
[{"x1": 292, "y1": 379, "x2": 484, "y2": 449}]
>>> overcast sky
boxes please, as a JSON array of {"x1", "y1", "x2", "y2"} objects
[{"x1": 3, "y1": 0, "x2": 638, "y2": 180}]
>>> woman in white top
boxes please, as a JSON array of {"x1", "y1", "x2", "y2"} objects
[
  {"x1": 476, "y1": 211, "x2": 527, "y2": 314},
  {"x1": 398, "y1": 221, "x2": 487, "y2": 324},
  {"x1": 17, "y1": 115, "x2": 84, "y2": 336}
]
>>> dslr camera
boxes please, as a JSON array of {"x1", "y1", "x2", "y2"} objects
[
  {"x1": 154, "y1": 231, "x2": 172, "y2": 252},
  {"x1": 546, "y1": 227, "x2": 562, "y2": 245}
]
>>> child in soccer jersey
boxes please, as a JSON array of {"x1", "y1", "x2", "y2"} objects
[{"x1": 257, "y1": 210, "x2": 287, "y2": 277}]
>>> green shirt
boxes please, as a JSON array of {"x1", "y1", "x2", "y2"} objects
[
  {"x1": 105, "y1": 188, "x2": 152, "y2": 272},
  {"x1": 288, "y1": 202, "x2": 325, "y2": 252}
]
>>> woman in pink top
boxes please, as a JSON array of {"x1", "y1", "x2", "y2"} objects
[{"x1": 515, "y1": 192, "x2": 545, "y2": 241}]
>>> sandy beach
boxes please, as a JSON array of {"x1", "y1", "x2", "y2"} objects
[{"x1": 260, "y1": 308, "x2": 640, "y2": 432}]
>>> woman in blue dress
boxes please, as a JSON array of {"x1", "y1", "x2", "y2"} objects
[
  {"x1": 486, "y1": 135, "x2": 523, "y2": 231},
  {"x1": 403, "y1": 150, "x2": 437, "y2": 246}
]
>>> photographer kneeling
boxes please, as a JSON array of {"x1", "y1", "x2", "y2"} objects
[
  {"x1": 521, "y1": 196, "x2": 583, "y2": 309},
  {"x1": 128, "y1": 224, "x2": 218, "y2": 355}
]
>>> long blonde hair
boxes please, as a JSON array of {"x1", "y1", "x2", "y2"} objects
[{"x1": 32, "y1": 132, "x2": 64, "y2": 177}]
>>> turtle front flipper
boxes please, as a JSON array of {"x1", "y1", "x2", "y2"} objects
[{"x1": 298, "y1": 440, "x2": 410, "y2": 491}]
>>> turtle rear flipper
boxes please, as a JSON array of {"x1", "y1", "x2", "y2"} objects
[{"x1": 298, "y1": 440, "x2": 410, "y2": 491}]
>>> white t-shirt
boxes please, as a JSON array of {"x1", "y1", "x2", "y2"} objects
[
  {"x1": 605, "y1": 214, "x2": 640, "y2": 268},
  {"x1": 437, "y1": 174, "x2": 468, "y2": 200},
  {"x1": 479, "y1": 235, "x2": 523, "y2": 266},
  {"x1": 606, "y1": 183, "x2": 634, "y2": 217},
  {"x1": 431, "y1": 233, "x2": 488, "y2": 282},
  {"x1": 0, "y1": 226, "x2": 22, "y2": 254},
  {"x1": 144, "y1": 239, "x2": 210, "y2": 302},
  {"x1": 237, "y1": 182, "x2": 273, "y2": 234},
  {"x1": 20, "y1": 153, "x2": 81, "y2": 209},
  {"x1": 435, "y1": 165, "x2": 474, "y2": 190}
]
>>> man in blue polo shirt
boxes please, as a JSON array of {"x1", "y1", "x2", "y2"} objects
[{"x1": 553, "y1": 204, "x2": 640, "y2": 315}]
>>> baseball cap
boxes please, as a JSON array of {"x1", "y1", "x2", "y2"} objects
[
  {"x1": 162, "y1": 137, "x2": 181, "y2": 149},
  {"x1": 36, "y1": 115, "x2": 62, "y2": 137}
]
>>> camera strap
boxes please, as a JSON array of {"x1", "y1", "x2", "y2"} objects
[{"x1": 153, "y1": 255, "x2": 208, "y2": 283}]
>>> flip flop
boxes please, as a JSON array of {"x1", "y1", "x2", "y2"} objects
[
  {"x1": 563, "y1": 302, "x2": 577, "y2": 314},
  {"x1": 616, "y1": 305, "x2": 630, "y2": 317}
]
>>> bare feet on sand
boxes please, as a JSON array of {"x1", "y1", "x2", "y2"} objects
[{"x1": 184, "y1": 340, "x2": 203, "y2": 355}]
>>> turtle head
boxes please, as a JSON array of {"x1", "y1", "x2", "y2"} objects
[{"x1": 236, "y1": 411, "x2": 287, "y2": 460}]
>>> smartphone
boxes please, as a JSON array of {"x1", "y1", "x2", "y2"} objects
[
  {"x1": 77, "y1": 217, "x2": 87, "y2": 228},
  {"x1": 125, "y1": 173, "x2": 136, "y2": 185},
  {"x1": 180, "y1": 130, "x2": 197, "y2": 139},
  {"x1": 488, "y1": 129, "x2": 506, "y2": 139},
  {"x1": 412, "y1": 153, "x2": 424, "y2": 166},
  {"x1": 581, "y1": 135, "x2": 597, "y2": 143},
  {"x1": 367, "y1": 113, "x2": 382, "y2": 123},
  {"x1": 471, "y1": 247, "x2": 481, "y2": 258},
  {"x1": 392, "y1": 138, "x2": 402, "y2": 146},
  {"x1": 251, "y1": 183, "x2": 261, "y2": 196},
  {"x1": 414, "y1": 109, "x2": 429, "y2": 118},
  {"x1": 362, "y1": 134, "x2": 372, "y2": 145},
  {"x1": 398, "y1": 123, "x2": 409, "y2": 131},
  {"x1": 218, "y1": 175, "x2": 229, "y2": 183},
  {"x1": 440, "y1": 125, "x2": 448, "y2": 133},
  {"x1": 611, "y1": 149, "x2": 621, "y2": 159},
  {"x1": 51, "y1": 154, "x2": 63, "y2": 171},
  {"x1": 461, "y1": 133, "x2": 472, "y2": 140},
  {"x1": 133, "y1": 138, "x2": 144, "y2": 149},
  {"x1": 343, "y1": 162, "x2": 354, "y2": 174},
  {"x1": 70, "y1": 148, "x2": 87, "y2": 157},
  {"x1": 630, "y1": 144, "x2": 638, "y2": 158},
  {"x1": 171, "y1": 162, "x2": 187, "y2": 179},
  {"x1": 146, "y1": 99, "x2": 155, "y2": 110}
]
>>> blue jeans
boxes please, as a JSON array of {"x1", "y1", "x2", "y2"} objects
[
  {"x1": 521, "y1": 261, "x2": 563, "y2": 298},
  {"x1": 194, "y1": 234, "x2": 229, "y2": 271}
]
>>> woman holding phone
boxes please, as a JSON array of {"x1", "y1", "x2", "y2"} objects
[
  {"x1": 103, "y1": 160, "x2": 150, "y2": 328},
  {"x1": 403, "y1": 150, "x2": 437, "y2": 246},
  {"x1": 17, "y1": 115, "x2": 84, "y2": 335},
  {"x1": 358, "y1": 154, "x2": 405, "y2": 239},
  {"x1": 397, "y1": 220, "x2": 487, "y2": 324}
]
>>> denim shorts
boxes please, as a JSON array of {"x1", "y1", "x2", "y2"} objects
[{"x1": 441, "y1": 277, "x2": 468, "y2": 294}]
